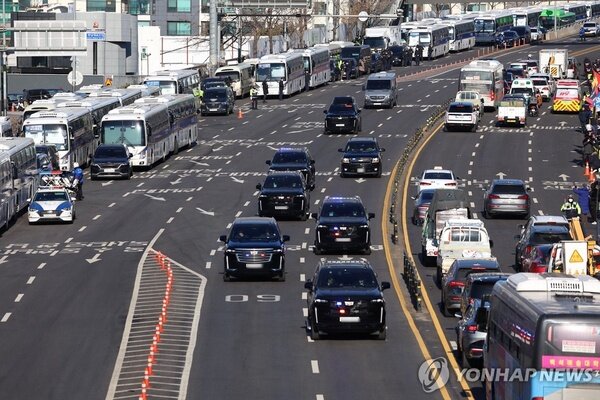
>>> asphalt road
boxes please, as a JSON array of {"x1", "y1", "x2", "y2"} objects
[{"x1": 0, "y1": 35, "x2": 598, "y2": 400}]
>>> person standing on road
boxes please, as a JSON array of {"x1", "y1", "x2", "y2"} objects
[
  {"x1": 304, "y1": 70, "x2": 310, "y2": 92},
  {"x1": 72, "y1": 162, "x2": 84, "y2": 201},
  {"x1": 414, "y1": 44, "x2": 423, "y2": 66},
  {"x1": 278, "y1": 78, "x2": 284, "y2": 100},
  {"x1": 561, "y1": 195, "x2": 582, "y2": 220},
  {"x1": 250, "y1": 85, "x2": 258, "y2": 110},
  {"x1": 345, "y1": 60, "x2": 351, "y2": 80},
  {"x1": 262, "y1": 79, "x2": 268, "y2": 103}
]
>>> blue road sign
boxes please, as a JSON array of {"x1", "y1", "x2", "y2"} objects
[{"x1": 86, "y1": 31, "x2": 106, "y2": 41}]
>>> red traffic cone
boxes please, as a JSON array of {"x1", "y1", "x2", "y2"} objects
[
  {"x1": 238, "y1": 108, "x2": 243, "y2": 119},
  {"x1": 585, "y1": 162, "x2": 591, "y2": 178}
]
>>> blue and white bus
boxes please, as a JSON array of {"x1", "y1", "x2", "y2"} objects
[
  {"x1": 485, "y1": 273, "x2": 600, "y2": 400},
  {"x1": 23, "y1": 108, "x2": 95, "y2": 171},
  {"x1": 513, "y1": 7, "x2": 542, "y2": 27},
  {"x1": 0, "y1": 137, "x2": 38, "y2": 229},
  {"x1": 143, "y1": 69, "x2": 201, "y2": 95},
  {"x1": 100, "y1": 103, "x2": 171, "y2": 167},
  {"x1": 294, "y1": 46, "x2": 331, "y2": 89},
  {"x1": 474, "y1": 11, "x2": 514, "y2": 45},
  {"x1": 88, "y1": 88, "x2": 143, "y2": 106},
  {"x1": 586, "y1": 0, "x2": 600, "y2": 18},
  {"x1": 55, "y1": 97, "x2": 121, "y2": 138},
  {"x1": 564, "y1": 3, "x2": 588, "y2": 20},
  {"x1": 256, "y1": 52, "x2": 305, "y2": 97},
  {"x1": 134, "y1": 94, "x2": 198, "y2": 153},
  {"x1": 441, "y1": 18, "x2": 475, "y2": 52},
  {"x1": 407, "y1": 24, "x2": 450, "y2": 59}
]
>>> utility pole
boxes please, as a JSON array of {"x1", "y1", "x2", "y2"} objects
[{"x1": 209, "y1": 0, "x2": 218, "y2": 76}]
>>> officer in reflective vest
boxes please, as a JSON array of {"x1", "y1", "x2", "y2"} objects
[{"x1": 250, "y1": 85, "x2": 258, "y2": 109}]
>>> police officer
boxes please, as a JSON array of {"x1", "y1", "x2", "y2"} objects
[
  {"x1": 278, "y1": 77, "x2": 284, "y2": 100},
  {"x1": 72, "y1": 162, "x2": 84, "y2": 200},
  {"x1": 381, "y1": 48, "x2": 391, "y2": 71},
  {"x1": 336, "y1": 57, "x2": 343, "y2": 80},
  {"x1": 250, "y1": 85, "x2": 258, "y2": 110},
  {"x1": 345, "y1": 60, "x2": 352, "y2": 80},
  {"x1": 561, "y1": 195, "x2": 582, "y2": 219},
  {"x1": 262, "y1": 79, "x2": 269, "y2": 103},
  {"x1": 305, "y1": 69, "x2": 310, "y2": 92},
  {"x1": 415, "y1": 44, "x2": 423, "y2": 66}
]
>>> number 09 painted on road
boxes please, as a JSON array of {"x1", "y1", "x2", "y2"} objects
[{"x1": 225, "y1": 294, "x2": 281, "y2": 302}]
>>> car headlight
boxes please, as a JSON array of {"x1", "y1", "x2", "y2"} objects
[
  {"x1": 314, "y1": 298, "x2": 328, "y2": 303},
  {"x1": 342, "y1": 157, "x2": 350, "y2": 163},
  {"x1": 317, "y1": 224, "x2": 327, "y2": 229},
  {"x1": 225, "y1": 249, "x2": 236, "y2": 254},
  {"x1": 371, "y1": 157, "x2": 380, "y2": 163},
  {"x1": 360, "y1": 224, "x2": 369, "y2": 229}
]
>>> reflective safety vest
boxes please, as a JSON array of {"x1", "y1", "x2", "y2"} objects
[{"x1": 250, "y1": 88, "x2": 258, "y2": 98}]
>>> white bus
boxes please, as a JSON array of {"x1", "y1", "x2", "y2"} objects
[
  {"x1": 315, "y1": 42, "x2": 342, "y2": 58},
  {"x1": 215, "y1": 63, "x2": 254, "y2": 98},
  {"x1": 143, "y1": 69, "x2": 201, "y2": 95},
  {"x1": 127, "y1": 84, "x2": 161, "y2": 97},
  {"x1": 441, "y1": 18, "x2": 475, "y2": 52},
  {"x1": 407, "y1": 24, "x2": 450, "y2": 59},
  {"x1": 0, "y1": 137, "x2": 38, "y2": 229},
  {"x1": 100, "y1": 103, "x2": 171, "y2": 167},
  {"x1": 458, "y1": 60, "x2": 505, "y2": 109},
  {"x1": 88, "y1": 88, "x2": 143, "y2": 106},
  {"x1": 23, "y1": 108, "x2": 95, "y2": 170},
  {"x1": 23, "y1": 93, "x2": 84, "y2": 121},
  {"x1": 55, "y1": 97, "x2": 122, "y2": 138},
  {"x1": 134, "y1": 94, "x2": 198, "y2": 153},
  {"x1": 256, "y1": 52, "x2": 305, "y2": 97},
  {"x1": 294, "y1": 47, "x2": 331, "y2": 89},
  {"x1": 512, "y1": 7, "x2": 542, "y2": 27}
]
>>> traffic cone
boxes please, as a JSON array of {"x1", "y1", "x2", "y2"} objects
[
  {"x1": 589, "y1": 170, "x2": 596, "y2": 183},
  {"x1": 585, "y1": 162, "x2": 591, "y2": 178},
  {"x1": 238, "y1": 108, "x2": 243, "y2": 119}
]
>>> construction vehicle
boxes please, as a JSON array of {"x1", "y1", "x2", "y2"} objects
[{"x1": 547, "y1": 217, "x2": 600, "y2": 279}]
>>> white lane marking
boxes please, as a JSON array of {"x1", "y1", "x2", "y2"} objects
[
  {"x1": 79, "y1": 226, "x2": 86, "y2": 232},
  {"x1": 15, "y1": 294, "x2": 23, "y2": 303},
  {"x1": 65, "y1": 237, "x2": 73, "y2": 243},
  {"x1": 186, "y1": 197, "x2": 193, "y2": 202},
  {"x1": 253, "y1": 191, "x2": 259, "y2": 196},
  {"x1": 167, "y1": 217, "x2": 174, "y2": 224},
  {"x1": 302, "y1": 242, "x2": 307, "y2": 249},
  {"x1": 320, "y1": 188, "x2": 326, "y2": 193},
  {"x1": 37, "y1": 263, "x2": 46, "y2": 270},
  {"x1": 93, "y1": 215, "x2": 101, "y2": 220},
  {"x1": 449, "y1": 341, "x2": 457, "y2": 351},
  {"x1": 528, "y1": 166, "x2": 532, "y2": 172},
  {"x1": 470, "y1": 202, "x2": 475, "y2": 208},
  {"x1": 243, "y1": 201, "x2": 250, "y2": 207},
  {"x1": 468, "y1": 191, "x2": 472, "y2": 196},
  {"x1": 538, "y1": 209, "x2": 544, "y2": 215},
  {"x1": 122, "y1": 192, "x2": 130, "y2": 197},
  {"x1": 311, "y1": 360, "x2": 320, "y2": 374},
  {"x1": 210, "y1": 249, "x2": 216, "y2": 256},
  {"x1": 176, "y1": 207, "x2": 183, "y2": 213},
  {"x1": 378, "y1": 123, "x2": 383, "y2": 128},
  {"x1": 302, "y1": 292, "x2": 308, "y2": 300},
  {"x1": 469, "y1": 161, "x2": 473, "y2": 166},
  {"x1": 300, "y1": 273, "x2": 306, "y2": 282},
  {"x1": 471, "y1": 152, "x2": 476, "y2": 157},
  {"x1": 316, "y1": 395, "x2": 325, "y2": 400},
  {"x1": 475, "y1": 143, "x2": 480, "y2": 148},
  {"x1": 468, "y1": 170, "x2": 472, "y2": 175},
  {"x1": 1, "y1": 313, "x2": 11, "y2": 322},
  {"x1": 137, "y1": 182, "x2": 144, "y2": 187},
  {"x1": 206, "y1": 261, "x2": 212, "y2": 269},
  {"x1": 235, "y1": 211, "x2": 242, "y2": 217},
  {"x1": 533, "y1": 198, "x2": 539, "y2": 204},
  {"x1": 108, "y1": 202, "x2": 116, "y2": 208},
  {"x1": 300, "y1": 257, "x2": 305, "y2": 263},
  {"x1": 50, "y1": 250, "x2": 58, "y2": 257},
  {"x1": 315, "y1": 199, "x2": 320, "y2": 205},
  {"x1": 305, "y1": 228, "x2": 310, "y2": 234},
  {"x1": 26, "y1": 276, "x2": 35, "y2": 285},
  {"x1": 327, "y1": 177, "x2": 333, "y2": 182},
  {"x1": 207, "y1": 177, "x2": 213, "y2": 182}
]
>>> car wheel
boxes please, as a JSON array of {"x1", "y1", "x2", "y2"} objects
[
  {"x1": 340, "y1": 171, "x2": 346, "y2": 178},
  {"x1": 441, "y1": 299, "x2": 449, "y2": 317},
  {"x1": 436, "y1": 267, "x2": 442, "y2": 286},
  {"x1": 276, "y1": 271, "x2": 285, "y2": 282},
  {"x1": 223, "y1": 272, "x2": 231, "y2": 282},
  {"x1": 313, "y1": 245, "x2": 322, "y2": 255},
  {"x1": 462, "y1": 348, "x2": 470, "y2": 368},
  {"x1": 310, "y1": 318, "x2": 320, "y2": 340},
  {"x1": 471, "y1": 124, "x2": 477, "y2": 132},
  {"x1": 358, "y1": 121, "x2": 362, "y2": 132},
  {"x1": 376, "y1": 327, "x2": 387, "y2": 340},
  {"x1": 363, "y1": 245, "x2": 372, "y2": 255},
  {"x1": 376, "y1": 169, "x2": 382, "y2": 178}
]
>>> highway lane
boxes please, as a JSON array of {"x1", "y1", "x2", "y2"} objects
[{"x1": 403, "y1": 36, "x2": 600, "y2": 399}]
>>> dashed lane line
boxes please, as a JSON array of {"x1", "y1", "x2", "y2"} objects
[
  {"x1": 1, "y1": 313, "x2": 11, "y2": 322},
  {"x1": 109, "y1": 202, "x2": 116, "y2": 207},
  {"x1": 14, "y1": 294, "x2": 23, "y2": 302},
  {"x1": 26, "y1": 276, "x2": 35, "y2": 285},
  {"x1": 311, "y1": 360, "x2": 320, "y2": 374}
]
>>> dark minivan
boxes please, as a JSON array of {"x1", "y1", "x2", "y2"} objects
[
  {"x1": 340, "y1": 45, "x2": 372, "y2": 76},
  {"x1": 90, "y1": 144, "x2": 133, "y2": 180}
]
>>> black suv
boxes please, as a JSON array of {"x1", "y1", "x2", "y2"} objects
[
  {"x1": 339, "y1": 137, "x2": 385, "y2": 178},
  {"x1": 312, "y1": 196, "x2": 374, "y2": 255},
  {"x1": 266, "y1": 147, "x2": 316, "y2": 188},
  {"x1": 90, "y1": 144, "x2": 133, "y2": 180},
  {"x1": 200, "y1": 87, "x2": 234, "y2": 116},
  {"x1": 304, "y1": 259, "x2": 390, "y2": 340},
  {"x1": 219, "y1": 217, "x2": 290, "y2": 281},
  {"x1": 323, "y1": 96, "x2": 362, "y2": 134},
  {"x1": 256, "y1": 171, "x2": 313, "y2": 220}
]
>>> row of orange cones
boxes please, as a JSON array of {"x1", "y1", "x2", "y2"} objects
[{"x1": 584, "y1": 162, "x2": 596, "y2": 183}]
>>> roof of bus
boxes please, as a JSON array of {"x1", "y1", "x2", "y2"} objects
[
  {"x1": 23, "y1": 107, "x2": 91, "y2": 122},
  {"x1": 0, "y1": 137, "x2": 35, "y2": 152},
  {"x1": 258, "y1": 52, "x2": 303, "y2": 63},
  {"x1": 134, "y1": 94, "x2": 195, "y2": 106},
  {"x1": 102, "y1": 103, "x2": 167, "y2": 120},
  {"x1": 88, "y1": 88, "x2": 142, "y2": 98},
  {"x1": 290, "y1": 47, "x2": 329, "y2": 56},
  {"x1": 215, "y1": 63, "x2": 254, "y2": 72},
  {"x1": 56, "y1": 96, "x2": 121, "y2": 109}
]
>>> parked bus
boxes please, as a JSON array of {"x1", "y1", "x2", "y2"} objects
[
  {"x1": 407, "y1": 24, "x2": 450, "y2": 59},
  {"x1": 55, "y1": 97, "x2": 121, "y2": 138},
  {"x1": 440, "y1": 18, "x2": 475, "y2": 52},
  {"x1": 473, "y1": 12, "x2": 514, "y2": 45},
  {"x1": 563, "y1": 3, "x2": 588, "y2": 20},
  {"x1": 88, "y1": 88, "x2": 143, "y2": 106},
  {"x1": 100, "y1": 103, "x2": 171, "y2": 167},
  {"x1": 586, "y1": 1, "x2": 600, "y2": 18},
  {"x1": 23, "y1": 92, "x2": 84, "y2": 121},
  {"x1": 512, "y1": 7, "x2": 542, "y2": 27},
  {"x1": 539, "y1": 8, "x2": 577, "y2": 29},
  {"x1": 215, "y1": 63, "x2": 254, "y2": 98},
  {"x1": 293, "y1": 46, "x2": 331, "y2": 89},
  {"x1": 127, "y1": 84, "x2": 161, "y2": 97},
  {"x1": 485, "y1": 273, "x2": 600, "y2": 400},
  {"x1": 143, "y1": 69, "x2": 201, "y2": 95},
  {"x1": 134, "y1": 94, "x2": 198, "y2": 152},
  {"x1": 0, "y1": 137, "x2": 38, "y2": 229},
  {"x1": 315, "y1": 42, "x2": 342, "y2": 58},
  {"x1": 458, "y1": 60, "x2": 505, "y2": 109},
  {"x1": 256, "y1": 52, "x2": 305, "y2": 97},
  {"x1": 22, "y1": 108, "x2": 95, "y2": 171}
]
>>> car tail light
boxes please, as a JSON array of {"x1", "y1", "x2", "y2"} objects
[
  {"x1": 524, "y1": 245, "x2": 532, "y2": 255},
  {"x1": 420, "y1": 182, "x2": 432, "y2": 186},
  {"x1": 531, "y1": 397, "x2": 544, "y2": 400},
  {"x1": 445, "y1": 182, "x2": 457, "y2": 187},
  {"x1": 449, "y1": 281, "x2": 464, "y2": 288},
  {"x1": 488, "y1": 194, "x2": 500, "y2": 199},
  {"x1": 518, "y1": 195, "x2": 529, "y2": 200},
  {"x1": 467, "y1": 324, "x2": 478, "y2": 332},
  {"x1": 490, "y1": 90, "x2": 495, "y2": 101}
]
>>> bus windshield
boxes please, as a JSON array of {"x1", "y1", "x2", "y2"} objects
[
  {"x1": 474, "y1": 19, "x2": 495, "y2": 33},
  {"x1": 23, "y1": 124, "x2": 68, "y2": 151},
  {"x1": 447, "y1": 27, "x2": 456, "y2": 40},
  {"x1": 408, "y1": 32, "x2": 431, "y2": 46},
  {"x1": 215, "y1": 71, "x2": 240, "y2": 83},
  {"x1": 302, "y1": 56, "x2": 311, "y2": 72},
  {"x1": 256, "y1": 63, "x2": 286, "y2": 81},
  {"x1": 101, "y1": 120, "x2": 146, "y2": 146},
  {"x1": 144, "y1": 80, "x2": 177, "y2": 95}
]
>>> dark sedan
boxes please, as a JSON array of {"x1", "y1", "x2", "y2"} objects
[
  {"x1": 412, "y1": 188, "x2": 435, "y2": 225},
  {"x1": 90, "y1": 144, "x2": 133, "y2": 180},
  {"x1": 256, "y1": 171, "x2": 313, "y2": 220},
  {"x1": 389, "y1": 45, "x2": 412, "y2": 67},
  {"x1": 501, "y1": 30, "x2": 520, "y2": 47},
  {"x1": 305, "y1": 259, "x2": 390, "y2": 340},
  {"x1": 324, "y1": 97, "x2": 362, "y2": 134},
  {"x1": 339, "y1": 137, "x2": 385, "y2": 178}
]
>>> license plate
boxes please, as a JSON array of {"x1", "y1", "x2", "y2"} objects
[
  {"x1": 336, "y1": 124, "x2": 345, "y2": 127},
  {"x1": 373, "y1": 102, "x2": 381, "y2": 105},
  {"x1": 339, "y1": 316, "x2": 360, "y2": 323},
  {"x1": 335, "y1": 238, "x2": 352, "y2": 242},
  {"x1": 246, "y1": 263, "x2": 263, "y2": 269},
  {"x1": 45, "y1": 211, "x2": 54, "y2": 215},
  {"x1": 357, "y1": 168, "x2": 365, "y2": 173},
  {"x1": 104, "y1": 168, "x2": 115, "y2": 173},
  {"x1": 209, "y1": 108, "x2": 218, "y2": 112},
  {"x1": 274, "y1": 205, "x2": 288, "y2": 210}
]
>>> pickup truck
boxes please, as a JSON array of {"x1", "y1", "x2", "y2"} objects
[
  {"x1": 444, "y1": 102, "x2": 480, "y2": 132},
  {"x1": 436, "y1": 219, "x2": 494, "y2": 284},
  {"x1": 496, "y1": 95, "x2": 528, "y2": 126}
]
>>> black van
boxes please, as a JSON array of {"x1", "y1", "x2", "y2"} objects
[{"x1": 340, "y1": 45, "x2": 372, "y2": 76}]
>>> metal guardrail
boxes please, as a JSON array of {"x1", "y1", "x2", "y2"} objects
[{"x1": 403, "y1": 251, "x2": 422, "y2": 311}]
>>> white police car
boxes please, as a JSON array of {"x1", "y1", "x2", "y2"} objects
[{"x1": 28, "y1": 186, "x2": 76, "y2": 224}]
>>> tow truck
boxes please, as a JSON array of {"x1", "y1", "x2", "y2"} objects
[{"x1": 547, "y1": 217, "x2": 600, "y2": 279}]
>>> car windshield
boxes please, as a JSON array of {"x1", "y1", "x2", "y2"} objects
[
  {"x1": 532, "y1": 79, "x2": 547, "y2": 86},
  {"x1": 272, "y1": 152, "x2": 306, "y2": 164},
  {"x1": 205, "y1": 90, "x2": 227, "y2": 100},
  {"x1": 469, "y1": 281, "x2": 498, "y2": 300},
  {"x1": 492, "y1": 184, "x2": 526, "y2": 194},
  {"x1": 423, "y1": 172, "x2": 452, "y2": 180},
  {"x1": 419, "y1": 191, "x2": 435, "y2": 201},
  {"x1": 229, "y1": 224, "x2": 280, "y2": 242},
  {"x1": 328, "y1": 103, "x2": 355, "y2": 112},
  {"x1": 346, "y1": 141, "x2": 377, "y2": 152},
  {"x1": 448, "y1": 104, "x2": 473, "y2": 113},
  {"x1": 500, "y1": 99, "x2": 525, "y2": 107},
  {"x1": 511, "y1": 88, "x2": 533, "y2": 95},
  {"x1": 34, "y1": 191, "x2": 68, "y2": 202},
  {"x1": 263, "y1": 175, "x2": 302, "y2": 189},
  {"x1": 95, "y1": 146, "x2": 126, "y2": 158},
  {"x1": 530, "y1": 231, "x2": 571, "y2": 245},
  {"x1": 366, "y1": 80, "x2": 391, "y2": 90},
  {"x1": 321, "y1": 202, "x2": 365, "y2": 218},
  {"x1": 317, "y1": 267, "x2": 378, "y2": 288}
]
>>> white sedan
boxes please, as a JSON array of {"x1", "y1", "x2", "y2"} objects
[
  {"x1": 418, "y1": 167, "x2": 459, "y2": 192},
  {"x1": 28, "y1": 187, "x2": 76, "y2": 224}
]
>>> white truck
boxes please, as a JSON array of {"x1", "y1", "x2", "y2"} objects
[
  {"x1": 496, "y1": 95, "x2": 528, "y2": 126},
  {"x1": 363, "y1": 26, "x2": 402, "y2": 52},
  {"x1": 539, "y1": 49, "x2": 568, "y2": 79},
  {"x1": 436, "y1": 219, "x2": 494, "y2": 284},
  {"x1": 421, "y1": 188, "x2": 470, "y2": 266}
]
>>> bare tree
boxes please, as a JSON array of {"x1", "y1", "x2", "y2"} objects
[{"x1": 344, "y1": 0, "x2": 399, "y2": 40}]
